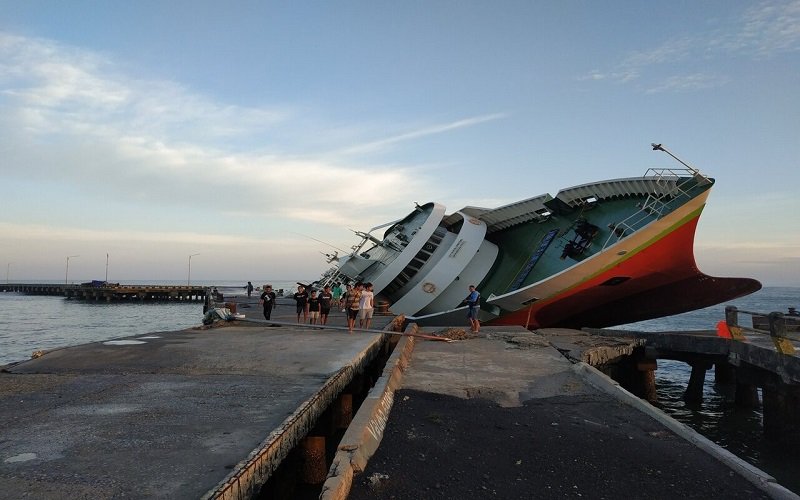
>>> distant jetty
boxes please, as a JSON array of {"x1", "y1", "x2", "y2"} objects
[{"x1": 0, "y1": 282, "x2": 206, "y2": 302}]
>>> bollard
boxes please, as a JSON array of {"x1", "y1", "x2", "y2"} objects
[
  {"x1": 300, "y1": 436, "x2": 327, "y2": 484},
  {"x1": 725, "y1": 305, "x2": 739, "y2": 328}
]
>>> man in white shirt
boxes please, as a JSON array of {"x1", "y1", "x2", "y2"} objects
[{"x1": 358, "y1": 282, "x2": 375, "y2": 329}]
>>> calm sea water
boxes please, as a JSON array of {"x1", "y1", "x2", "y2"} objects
[
  {"x1": 0, "y1": 280, "x2": 302, "y2": 366},
  {"x1": 1, "y1": 283, "x2": 798, "y2": 491}
]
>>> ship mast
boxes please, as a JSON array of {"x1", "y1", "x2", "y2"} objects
[{"x1": 651, "y1": 143, "x2": 699, "y2": 175}]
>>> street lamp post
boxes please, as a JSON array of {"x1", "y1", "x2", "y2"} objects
[
  {"x1": 188, "y1": 253, "x2": 200, "y2": 286},
  {"x1": 65, "y1": 255, "x2": 79, "y2": 284},
  {"x1": 6, "y1": 263, "x2": 10, "y2": 284},
  {"x1": 105, "y1": 253, "x2": 109, "y2": 282}
]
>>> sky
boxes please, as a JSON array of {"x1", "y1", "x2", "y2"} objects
[{"x1": 1, "y1": 1, "x2": 798, "y2": 286}]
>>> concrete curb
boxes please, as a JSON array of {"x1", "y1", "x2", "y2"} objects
[
  {"x1": 572, "y1": 362, "x2": 799, "y2": 500},
  {"x1": 320, "y1": 325, "x2": 419, "y2": 500}
]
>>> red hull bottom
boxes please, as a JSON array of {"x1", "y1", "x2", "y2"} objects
[{"x1": 488, "y1": 216, "x2": 762, "y2": 329}]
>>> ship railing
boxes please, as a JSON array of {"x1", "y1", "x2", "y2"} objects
[
  {"x1": 601, "y1": 167, "x2": 707, "y2": 250},
  {"x1": 724, "y1": 305, "x2": 800, "y2": 355}
]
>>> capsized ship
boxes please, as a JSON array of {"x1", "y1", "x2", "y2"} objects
[{"x1": 316, "y1": 145, "x2": 761, "y2": 329}]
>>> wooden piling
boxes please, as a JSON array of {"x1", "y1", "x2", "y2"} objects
[
  {"x1": 714, "y1": 362, "x2": 735, "y2": 385},
  {"x1": 636, "y1": 359, "x2": 658, "y2": 403},
  {"x1": 300, "y1": 436, "x2": 327, "y2": 484},
  {"x1": 762, "y1": 386, "x2": 800, "y2": 444},
  {"x1": 684, "y1": 362, "x2": 712, "y2": 403},
  {"x1": 735, "y1": 382, "x2": 760, "y2": 408},
  {"x1": 334, "y1": 393, "x2": 353, "y2": 429}
]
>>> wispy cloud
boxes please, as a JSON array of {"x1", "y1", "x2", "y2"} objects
[
  {"x1": 581, "y1": 0, "x2": 800, "y2": 92},
  {"x1": 580, "y1": 69, "x2": 639, "y2": 83},
  {"x1": 0, "y1": 33, "x2": 288, "y2": 143},
  {"x1": 715, "y1": 0, "x2": 800, "y2": 56},
  {"x1": 337, "y1": 113, "x2": 508, "y2": 155},
  {"x1": 0, "y1": 31, "x2": 499, "y2": 234},
  {"x1": 0, "y1": 221, "x2": 261, "y2": 246},
  {"x1": 622, "y1": 37, "x2": 696, "y2": 68},
  {"x1": 645, "y1": 73, "x2": 730, "y2": 94}
]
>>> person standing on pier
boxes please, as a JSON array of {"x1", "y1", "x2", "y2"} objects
[
  {"x1": 259, "y1": 285, "x2": 276, "y2": 321},
  {"x1": 319, "y1": 285, "x2": 333, "y2": 325},
  {"x1": 332, "y1": 283, "x2": 343, "y2": 309},
  {"x1": 359, "y1": 282, "x2": 375, "y2": 329},
  {"x1": 293, "y1": 285, "x2": 309, "y2": 323},
  {"x1": 463, "y1": 284, "x2": 480, "y2": 333},
  {"x1": 246, "y1": 281, "x2": 254, "y2": 297},
  {"x1": 345, "y1": 282, "x2": 363, "y2": 333},
  {"x1": 341, "y1": 284, "x2": 353, "y2": 311},
  {"x1": 308, "y1": 290, "x2": 321, "y2": 325}
]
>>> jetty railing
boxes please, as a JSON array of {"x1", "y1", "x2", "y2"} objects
[{"x1": 724, "y1": 305, "x2": 800, "y2": 355}]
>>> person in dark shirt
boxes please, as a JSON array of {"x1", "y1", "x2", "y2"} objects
[
  {"x1": 319, "y1": 285, "x2": 333, "y2": 325},
  {"x1": 308, "y1": 290, "x2": 321, "y2": 325},
  {"x1": 293, "y1": 285, "x2": 309, "y2": 323},
  {"x1": 259, "y1": 284, "x2": 277, "y2": 321}
]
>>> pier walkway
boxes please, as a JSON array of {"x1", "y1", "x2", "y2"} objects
[
  {"x1": 338, "y1": 326, "x2": 794, "y2": 499},
  {"x1": 1, "y1": 295, "x2": 796, "y2": 499},
  {"x1": 0, "y1": 301, "x2": 395, "y2": 499}
]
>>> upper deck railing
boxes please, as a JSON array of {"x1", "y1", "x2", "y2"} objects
[{"x1": 601, "y1": 168, "x2": 710, "y2": 250}]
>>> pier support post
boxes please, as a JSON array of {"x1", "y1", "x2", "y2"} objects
[
  {"x1": 635, "y1": 359, "x2": 658, "y2": 403},
  {"x1": 684, "y1": 361, "x2": 712, "y2": 404},
  {"x1": 300, "y1": 436, "x2": 327, "y2": 484},
  {"x1": 334, "y1": 393, "x2": 353, "y2": 429},
  {"x1": 762, "y1": 386, "x2": 800, "y2": 444},
  {"x1": 735, "y1": 382, "x2": 760, "y2": 408},
  {"x1": 762, "y1": 385, "x2": 800, "y2": 443},
  {"x1": 714, "y1": 362, "x2": 735, "y2": 385},
  {"x1": 713, "y1": 361, "x2": 738, "y2": 400}
]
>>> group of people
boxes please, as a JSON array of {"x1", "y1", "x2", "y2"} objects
[
  {"x1": 257, "y1": 281, "x2": 481, "y2": 334},
  {"x1": 255, "y1": 282, "x2": 376, "y2": 333},
  {"x1": 289, "y1": 284, "x2": 336, "y2": 325}
]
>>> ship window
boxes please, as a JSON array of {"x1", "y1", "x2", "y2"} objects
[{"x1": 382, "y1": 229, "x2": 447, "y2": 299}]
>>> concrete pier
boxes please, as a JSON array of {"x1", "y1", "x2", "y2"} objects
[
  {"x1": 329, "y1": 326, "x2": 796, "y2": 500},
  {"x1": 0, "y1": 302, "x2": 395, "y2": 499},
  {"x1": 2, "y1": 299, "x2": 798, "y2": 499},
  {"x1": 0, "y1": 282, "x2": 207, "y2": 302}
]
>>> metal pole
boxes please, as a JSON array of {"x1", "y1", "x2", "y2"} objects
[
  {"x1": 188, "y1": 253, "x2": 200, "y2": 286},
  {"x1": 105, "y1": 253, "x2": 109, "y2": 282},
  {"x1": 6, "y1": 263, "x2": 10, "y2": 284},
  {"x1": 65, "y1": 255, "x2": 79, "y2": 284},
  {"x1": 651, "y1": 143, "x2": 699, "y2": 174}
]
